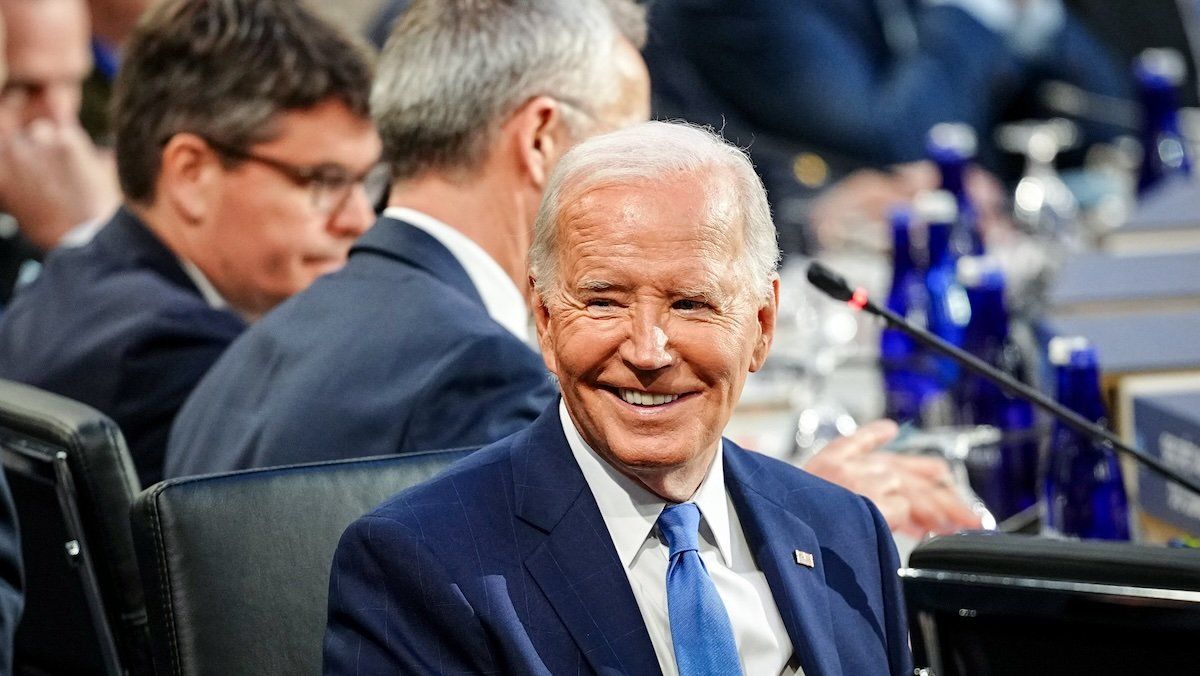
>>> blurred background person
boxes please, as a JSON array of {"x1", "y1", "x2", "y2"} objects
[
  {"x1": 0, "y1": 0, "x2": 378, "y2": 486},
  {"x1": 0, "y1": 0, "x2": 120, "y2": 305}
]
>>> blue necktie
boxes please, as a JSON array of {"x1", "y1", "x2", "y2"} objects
[{"x1": 657, "y1": 502, "x2": 743, "y2": 676}]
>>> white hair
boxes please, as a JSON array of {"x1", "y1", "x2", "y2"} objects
[
  {"x1": 530, "y1": 121, "x2": 780, "y2": 302},
  {"x1": 371, "y1": 0, "x2": 644, "y2": 181}
]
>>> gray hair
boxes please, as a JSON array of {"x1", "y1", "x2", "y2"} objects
[
  {"x1": 371, "y1": 0, "x2": 644, "y2": 181},
  {"x1": 531, "y1": 121, "x2": 780, "y2": 302}
]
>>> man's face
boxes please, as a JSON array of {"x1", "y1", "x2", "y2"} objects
[
  {"x1": 0, "y1": 0, "x2": 91, "y2": 137},
  {"x1": 536, "y1": 170, "x2": 777, "y2": 490},
  {"x1": 195, "y1": 98, "x2": 381, "y2": 318}
]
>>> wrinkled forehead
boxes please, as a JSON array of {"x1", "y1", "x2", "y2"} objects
[
  {"x1": 555, "y1": 170, "x2": 747, "y2": 287},
  {"x1": 557, "y1": 168, "x2": 742, "y2": 245},
  {"x1": 1, "y1": 0, "x2": 91, "y2": 76}
]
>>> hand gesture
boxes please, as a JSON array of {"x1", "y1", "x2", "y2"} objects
[
  {"x1": 0, "y1": 118, "x2": 120, "y2": 250},
  {"x1": 802, "y1": 419, "x2": 985, "y2": 537}
]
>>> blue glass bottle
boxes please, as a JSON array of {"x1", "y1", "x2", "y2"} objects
[
  {"x1": 918, "y1": 191, "x2": 970, "y2": 391},
  {"x1": 955, "y1": 259, "x2": 1038, "y2": 520},
  {"x1": 881, "y1": 207, "x2": 939, "y2": 423},
  {"x1": 1042, "y1": 338, "x2": 1131, "y2": 540},
  {"x1": 927, "y1": 122, "x2": 983, "y2": 255},
  {"x1": 1135, "y1": 48, "x2": 1192, "y2": 196}
]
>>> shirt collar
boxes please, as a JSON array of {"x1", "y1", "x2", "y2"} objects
[
  {"x1": 383, "y1": 206, "x2": 529, "y2": 343},
  {"x1": 178, "y1": 258, "x2": 230, "y2": 312},
  {"x1": 559, "y1": 399, "x2": 734, "y2": 568}
]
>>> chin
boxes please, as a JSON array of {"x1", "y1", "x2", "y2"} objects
[
  {"x1": 306, "y1": 258, "x2": 345, "y2": 278},
  {"x1": 605, "y1": 438, "x2": 703, "y2": 472}
]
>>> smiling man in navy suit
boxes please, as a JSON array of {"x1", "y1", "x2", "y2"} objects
[{"x1": 324, "y1": 121, "x2": 912, "y2": 676}]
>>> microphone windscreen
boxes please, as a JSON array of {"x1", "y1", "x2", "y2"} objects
[{"x1": 806, "y1": 261, "x2": 854, "y2": 302}]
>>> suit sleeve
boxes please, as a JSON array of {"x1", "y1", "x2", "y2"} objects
[
  {"x1": 323, "y1": 514, "x2": 497, "y2": 675},
  {"x1": 670, "y1": 0, "x2": 1022, "y2": 164},
  {"x1": 406, "y1": 331, "x2": 556, "y2": 451},
  {"x1": 860, "y1": 496, "x2": 914, "y2": 676},
  {"x1": 115, "y1": 307, "x2": 245, "y2": 485}
]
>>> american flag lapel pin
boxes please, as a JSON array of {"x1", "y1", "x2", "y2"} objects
[{"x1": 793, "y1": 550, "x2": 814, "y2": 568}]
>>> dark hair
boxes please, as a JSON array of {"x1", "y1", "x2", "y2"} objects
[{"x1": 113, "y1": 0, "x2": 374, "y2": 203}]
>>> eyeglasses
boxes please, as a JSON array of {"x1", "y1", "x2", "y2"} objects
[{"x1": 203, "y1": 137, "x2": 379, "y2": 214}]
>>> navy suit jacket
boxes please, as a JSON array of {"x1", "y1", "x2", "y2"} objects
[
  {"x1": 324, "y1": 403, "x2": 912, "y2": 675},
  {"x1": 165, "y1": 216, "x2": 555, "y2": 477},
  {"x1": 649, "y1": 0, "x2": 1129, "y2": 167},
  {"x1": 0, "y1": 208, "x2": 246, "y2": 486}
]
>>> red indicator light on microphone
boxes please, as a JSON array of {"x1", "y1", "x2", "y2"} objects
[{"x1": 848, "y1": 287, "x2": 869, "y2": 311}]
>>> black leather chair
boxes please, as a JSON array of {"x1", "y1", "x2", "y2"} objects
[
  {"x1": 0, "y1": 379, "x2": 150, "y2": 676},
  {"x1": 902, "y1": 532, "x2": 1200, "y2": 675},
  {"x1": 131, "y1": 447, "x2": 473, "y2": 676}
]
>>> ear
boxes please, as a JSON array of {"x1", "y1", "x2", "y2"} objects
[
  {"x1": 158, "y1": 132, "x2": 222, "y2": 225},
  {"x1": 748, "y1": 273, "x2": 780, "y2": 373},
  {"x1": 510, "y1": 95, "x2": 568, "y2": 190},
  {"x1": 531, "y1": 279, "x2": 561, "y2": 377}
]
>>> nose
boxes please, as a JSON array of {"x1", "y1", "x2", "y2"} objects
[
  {"x1": 25, "y1": 84, "x2": 80, "y2": 127},
  {"x1": 327, "y1": 185, "x2": 375, "y2": 238},
  {"x1": 620, "y1": 307, "x2": 673, "y2": 372}
]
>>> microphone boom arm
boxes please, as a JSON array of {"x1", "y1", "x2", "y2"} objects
[{"x1": 808, "y1": 261, "x2": 1200, "y2": 497}]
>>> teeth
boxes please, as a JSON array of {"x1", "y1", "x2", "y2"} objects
[{"x1": 618, "y1": 389, "x2": 680, "y2": 406}]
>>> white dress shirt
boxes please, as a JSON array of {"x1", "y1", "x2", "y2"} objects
[
  {"x1": 560, "y1": 401, "x2": 801, "y2": 676},
  {"x1": 179, "y1": 258, "x2": 230, "y2": 312},
  {"x1": 59, "y1": 209, "x2": 115, "y2": 248},
  {"x1": 383, "y1": 206, "x2": 530, "y2": 343}
]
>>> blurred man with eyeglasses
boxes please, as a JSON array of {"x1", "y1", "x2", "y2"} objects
[
  {"x1": 0, "y1": 0, "x2": 379, "y2": 486},
  {"x1": 164, "y1": 0, "x2": 651, "y2": 478}
]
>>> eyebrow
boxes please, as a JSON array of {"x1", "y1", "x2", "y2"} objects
[
  {"x1": 575, "y1": 278, "x2": 732, "y2": 304},
  {"x1": 576, "y1": 279, "x2": 623, "y2": 293}
]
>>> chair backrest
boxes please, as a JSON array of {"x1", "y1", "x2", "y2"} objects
[
  {"x1": 902, "y1": 532, "x2": 1200, "y2": 675},
  {"x1": 131, "y1": 447, "x2": 474, "y2": 676},
  {"x1": 0, "y1": 379, "x2": 148, "y2": 676}
]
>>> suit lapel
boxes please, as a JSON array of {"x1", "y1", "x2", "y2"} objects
[
  {"x1": 350, "y1": 215, "x2": 485, "y2": 307},
  {"x1": 724, "y1": 444, "x2": 843, "y2": 676},
  {"x1": 514, "y1": 404, "x2": 662, "y2": 676}
]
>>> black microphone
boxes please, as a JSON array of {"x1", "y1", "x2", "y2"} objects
[
  {"x1": 806, "y1": 260, "x2": 1200, "y2": 497},
  {"x1": 806, "y1": 260, "x2": 855, "y2": 302}
]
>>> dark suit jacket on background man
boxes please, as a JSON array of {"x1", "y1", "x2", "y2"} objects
[
  {"x1": 164, "y1": 215, "x2": 555, "y2": 477},
  {"x1": 650, "y1": 0, "x2": 1129, "y2": 168},
  {"x1": 324, "y1": 402, "x2": 911, "y2": 675},
  {"x1": 0, "y1": 208, "x2": 245, "y2": 485}
]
